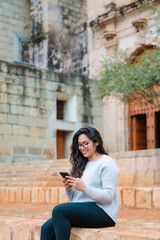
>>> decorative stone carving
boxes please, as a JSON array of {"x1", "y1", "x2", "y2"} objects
[
  {"x1": 103, "y1": 31, "x2": 116, "y2": 41},
  {"x1": 132, "y1": 18, "x2": 147, "y2": 32}
]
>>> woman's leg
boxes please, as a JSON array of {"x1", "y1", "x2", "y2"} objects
[
  {"x1": 40, "y1": 218, "x2": 55, "y2": 240},
  {"x1": 52, "y1": 202, "x2": 115, "y2": 240}
]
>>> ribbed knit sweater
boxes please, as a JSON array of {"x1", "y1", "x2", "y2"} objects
[{"x1": 65, "y1": 154, "x2": 120, "y2": 223}]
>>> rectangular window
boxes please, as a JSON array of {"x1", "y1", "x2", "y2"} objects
[{"x1": 57, "y1": 100, "x2": 64, "y2": 120}]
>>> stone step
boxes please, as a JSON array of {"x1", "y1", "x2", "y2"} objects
[
  {"x1": 0, "y1": 215, "x2": 160, "y2": 240},
  {"x1": 0, "y1": 175, "x2": 62, "y2": 182},
  {"x1": 0, "y1": 186, "x2": 160, "y2": 210},
  {"x1": 0, "y1": 181, "x2": 63, "y2": 187},
  {"x1": 0, "y1": 159, "x2": 70, "y2": 168},
  {"x1": 0, "y1": 187, "x2": 68, "y2": 204},
  {"x1": 0, "y1": 171, "x2": 58, "y2": 177}
]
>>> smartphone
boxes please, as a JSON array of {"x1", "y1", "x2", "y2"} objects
[{"x1": 59, "y1": 171, "x2": 70, "y2": 178}]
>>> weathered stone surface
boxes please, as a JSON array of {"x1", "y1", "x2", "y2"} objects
[
  {"x1": 136, "y1": 188, "x2": 152, "y2": 209},
  {"x1": 43, "y1": 148, "x2": 54, "y2": 159},
  {"x1": 153, "y1": 188, "x2": 160, "y2": 209},
  {"x1": 58, "y1": 187, "x2": 69, "y2": 203},
  {"x1": 23, "y1": 188, "x2": 31, "y2": 203},
  {"x1": 50, "y1": 188, "x2": 59, "y2": 204},
  {"x1": 122, "y1": 188, "x2": 135, "y2": 208}
]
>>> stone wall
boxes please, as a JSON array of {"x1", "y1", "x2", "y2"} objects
[
  {"x1": 111, "y1": 149, "x2": 160, "y2": 187},
  {"x1": 0, "y1": 0, "x2": 30, "y2": 62},
  {"x1": 0, "y1": 60, "x2": 102, "y2": 163}
]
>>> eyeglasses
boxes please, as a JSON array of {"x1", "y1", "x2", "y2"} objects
[{"x1": 78, "y1": 142, "x2": 89, "y2": 149}]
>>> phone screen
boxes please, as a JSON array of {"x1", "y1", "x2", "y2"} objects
[{"x1": 59, "y1": 171, "x2": 70, "y2": 178}]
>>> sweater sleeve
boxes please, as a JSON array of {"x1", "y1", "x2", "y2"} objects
[
  {"x1": 65, "y1": 188, "x2": 74, "y2": 200},
  {"x1": 83, "y1": 160, "x2": 120, "y2": 204}
]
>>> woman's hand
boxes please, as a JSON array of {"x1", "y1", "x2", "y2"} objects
[
  {"x1": 66, "y1": 176, "x2": 86, "y2": 192},
  {"x1": 63, "y1": 178, "x2": 72, "y2": 192}
]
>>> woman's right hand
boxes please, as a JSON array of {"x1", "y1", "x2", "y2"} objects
[{"x1": 63, "y1": 178, "x2": 72, "y2": 192}]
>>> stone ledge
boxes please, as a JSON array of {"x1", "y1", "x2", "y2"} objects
[
  {"x1": 0, "y1": 215, "x2": 160, "y2": 240},
  {"x1": 0, "y1": 187, "x2": 160, "y2": 210}
]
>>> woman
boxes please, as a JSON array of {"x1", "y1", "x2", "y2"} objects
[{"x1": 41, "y1": 126, "x2": 120, "y2": 240}]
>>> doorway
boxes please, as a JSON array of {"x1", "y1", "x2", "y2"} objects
[
  {"x1": 155, "y1": 111, "x2": 160, "y2": 148},
  {"x1": 56, "y1": 130, "x2": 65, "y2": 159},
  {"x1": 131, "y1": 114, "x2": 147, "y2": 150}
]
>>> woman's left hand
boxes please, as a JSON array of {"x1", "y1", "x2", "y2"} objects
[{"x1": 66, "y1": 176, "x2": 86, "y2": 192}]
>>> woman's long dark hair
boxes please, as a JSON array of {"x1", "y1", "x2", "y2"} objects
[{"x1": 69, "y1": 126, "x2": 108, "y2": 178}]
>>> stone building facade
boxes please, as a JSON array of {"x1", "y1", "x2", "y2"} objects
[
  {"x1": 0, "y1": 0, "x2": 160, "y2": 160},
  {"x1": 87, "y1": 0, "x2": 160, "y2": 152},
  {"x1": 0, "y1": 0, "x2": 101, "y2": 162}
]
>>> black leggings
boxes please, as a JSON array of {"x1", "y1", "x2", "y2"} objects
[{"x1": 40, "y1": 202, "x2": 115, "y2": 240}]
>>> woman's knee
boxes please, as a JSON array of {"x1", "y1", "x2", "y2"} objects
[{"x1": 52, "y1": 203, "x2": 69, "y2": 218}]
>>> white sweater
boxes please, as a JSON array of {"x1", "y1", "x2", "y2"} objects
[{"x1": 65, "y1": 154, "x2": 120, "y2": 223}]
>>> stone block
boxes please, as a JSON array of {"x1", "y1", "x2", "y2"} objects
[
  {"x1": 6, "y1": 84, "x2": 23, "y2": 95},
  {"x1": 30, "y1": 127, "x2": 45, "y2": 137},
  {"x1": 23, "y1": 97, "x2": 37, "y2": 107},
  {"x1": 0, "y1": 113, "x2": 7, "y2": 124},
  {"x1": 31, "y1": 188, "x2": 39, "y2": 203},
  {"x1": 13, "y1": 146, "x2": 26, "y2": 155},
  {"x1": 18, "y1": 115, "x2": 35, "y2": 127},
  {"x1": 9, "y1": 188, "x2": 16, "y2": 202},
  {"x1": 153, "y1": 188, "x2": 160, "y2": 209},
  {"x1": 12, "y1": 220, "x2": 34, "y2": 240},
  {"x1": 38, "y1": 188, "x2": 45, "y2": 203},
  {"x1": 43, "y1": 148, "x2": 54, "y2": 159},
  {"x1": 50, "y1": 188, "x2": 58, "y2": 204},
  {"x1": 1, "y1": 188, "x2": 9, "y2": 202},
  {"x1": 116, "y1": 188, "x2": 122, "y2": 207},
  {"x1": 122, "y1": 188, "x2": 135, "y2": 207},
  {"x1": 23, "y1": 188, "x2": 31, "y2": 203},
  {"x1": 45, "y1": 188, "x2": 50, "y2": 203},
  {"x1": 0, "y1": 104, "x2": 10, "y2": 113},
  {"x1": 7, "y1": 94, "x2": 21, "y2": 105},
  {"x1": 10, "y1": 105, "x2": 24, "y2": 115},
  {"x1": 136, "y1": 171, "x2": 145, "y2": 186},
  {"x1": 14, "y1": 157, "x2": 30, "y2": 163},
  {"x1": 7, "y1": 114, "x2": 18, "y2": 124},
  {"x1": 0, "y1": 62, "x2": 8, "y2": 73},
  {"x1": 0, "y1": 124, "x2": 11, "y2": 134},
  {"x1": 0, "y1": 221, "x2": 12, "y2": 240},
  {"x1": 0, "y1": 82, "x2": 7, "y2": 92},
  {"x1": 58, "y1": 187, "x2": 69, "y2": 203},
  {"x1": 144, "y1": 171, "x2": 155, "y2": 186},
  {"x1": 34, "y1": 118, "x2": 48, "y2": 128},
  {"x1": 28, "y1": 147, "x2": 42, "y2": 155},
  {"x1": 29, "y1": 107, "x2": 37, "y2": 117},
  {"x1": 0, "y1": 145, "x2": 11, "y2": 155},
  {"x1": 136, "y1": 188, "x2": 152, "y2": 209},
  {"x1": 0, "y1": 188, "x2": 2, "y2": 203},
  {"x1": 15, "y1": 188, "x2": 22, "y2": 202},
  {"x1": 12, "y1": 125, "x2": 30, "y2": 136}
]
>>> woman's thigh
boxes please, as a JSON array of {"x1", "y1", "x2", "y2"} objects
[{"x1": 52, "y1": 202, "x2": 115, "y2": 228}]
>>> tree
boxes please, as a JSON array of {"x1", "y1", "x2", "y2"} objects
[{"x1": 96, "y1": 0, "x2": 160, "y2": 106}]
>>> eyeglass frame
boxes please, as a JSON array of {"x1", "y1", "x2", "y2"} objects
[{"x1": 78, "y1": 142, "x2": 90, "y2": 149}]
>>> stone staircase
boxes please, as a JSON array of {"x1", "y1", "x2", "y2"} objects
[
  {"x1": 0, "y1": 159, "x2": 70, "y2": 187},
  {"x1": 0, "y1": 157, "x2": 160, "y2": 240}
]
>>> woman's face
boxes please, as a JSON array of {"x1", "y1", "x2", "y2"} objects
[{"x1": 78, "y1": 134, "x2": 98, "y2": 159}]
